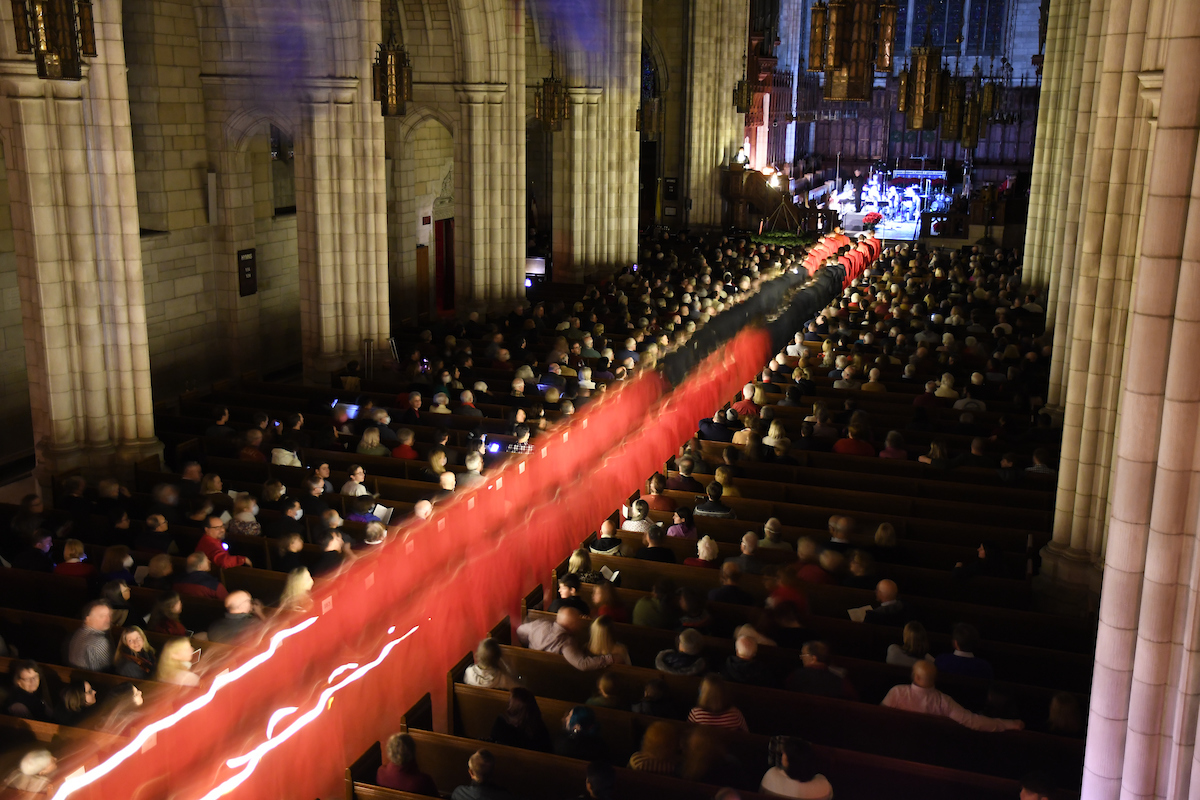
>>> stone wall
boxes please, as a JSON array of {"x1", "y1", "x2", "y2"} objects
[{"x1": 0, "y1": 151, "x2": 30, "y2": 461}]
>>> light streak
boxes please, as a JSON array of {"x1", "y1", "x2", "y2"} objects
[
  {"x1": 200, "y1": 625, "x2": 420, "y2": 797},
  {"x1": 264, "y1": 707, "x2": 299, "y2": 740},
  {"x1": 327, "y1": 663, "x2": 358, "y2": 683},
  {"x1": 50, "y1": 616, "x2": 320, "y2": 800}
]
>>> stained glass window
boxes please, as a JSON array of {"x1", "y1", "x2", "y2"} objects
[{"x1": 641, "y1": 44, "x2": 657, "y2": 101}]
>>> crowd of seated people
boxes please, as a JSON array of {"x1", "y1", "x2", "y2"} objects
[
  {"x1": 0, "y1": 229, "x2": 847, "y2": 789},
  {"x1": 1, "y1": 231, "x2": 1075, "y2": 797},
  {"x1": 360, "y1": 242, "x2": 1081, "y2": 798}
]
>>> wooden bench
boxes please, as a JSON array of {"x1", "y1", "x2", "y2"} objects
[
  {"x1": 487, "y1": 644, "x2": 1083, "y2": 780},
  {"x1": 606, "y1": 531, "x2": 1035, "y2": 610},
  {"x1": 449, "y1": 681, "x2": 1021, "y2": 800},
  {"x1": 522, "y1": 607, "x2": 1080, "y2": 719},
  {"x1": 579, "y1": 554, "x2": 1093, "y2": 653},
  {"x1": 569, "y1": 584, "x2": 1093, "y2": 693},
  {"x1": 660, "y1": 488, "x2": 1046, "y2": 554},
  {"x1": 638, "y1": 511, "x2": 1031, "y2": 575},
  {"x1": 345, "y1": 723, "x2": 777, "y2": 800}
]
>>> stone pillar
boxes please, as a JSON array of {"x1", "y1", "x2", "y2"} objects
[
  {"x1": 1083, "y1": 3, "x2": 1200, "y2": 793},
  {"x1": 1022, "y1": 0, "x2": 1071, "y2": 292},
  {"x1": 1046, "y1": 0, "x2": 1105, "y2": 408},
  {"x1": 617, "y1": 0, "x2": 643, "y2": 267},
  {"x1": 0, "y1": 0, "x2": 161, "y2": 481},
  {"x1": 1041, "y1": 0, "x2": 1154, "y2": 604},
  {"x1": 454, "y1": 83, "x2": 510, "y2": 311},
  {"x1": 294, "y1": 78, "x2": 390, "y2": 380},
  {"x1": 506, "y1": 3, "x2": 527, "y2": 304},
  {"x1": 1041, "y1": 0, "x2": 1092, "y2": 341},
  {"x1": 552, "y1": 87, "x2": 601, "y2": 285},
  {"x1": 683, "y1": 0, "x2": 748, "y2": 228}
]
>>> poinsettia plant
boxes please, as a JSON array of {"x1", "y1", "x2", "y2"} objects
[{"x1": 863, "y1": 212, "x2": 883, "y2": 226}]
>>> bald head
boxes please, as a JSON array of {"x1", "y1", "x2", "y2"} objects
[
  {"x1": 225, "y1": 590, "x2": 253, "y2": 615},
  {"x1": 556, "y1": 606, "x2": 584, "y2": 634},
  {"x1": 413, "y1": 500, "x2": 433, "y2": 520},
  {"x1": 735, "y1": 636, "x2": 758, "y2": 660},
  {"x1": 912, "y1": 660, "x2": 937, "y2": 688},
  {"x1": 600, "y1": 519, "x2": 616, "y2": 537},
  {"x1": 876, "y1": 579, "x2": 899, "y2": 603},
  {"x1": 741, "y1": 532, "x2": 758, "y2": 554}
]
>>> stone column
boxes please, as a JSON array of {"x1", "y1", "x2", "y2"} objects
[
  {"x1": 506, "y1": 3, "x2": 527, "y2": 303},
  {"x1": 1083, "y1": 3, "x2": 1200, "y2": 793},
  {"x1": 552, "y1": 87, "x2": 602, "y2": 285},
  {"x1": 1042, "y1": 0, "x2": 1153, "y2": 602},
  {"x1": 683, "y1": 0, "x2": 747, "y2": 229},
  {"x1": 1022, "y1": 0, "x2": 1071, "y2": 292},
  {"x1": 454, "y1": 83, "x2": 510, "y2": 311},
  {"x1": 617, "y1": 0, "x2": 643, "y2": 266},
  {"x1": 1046, "y1": 0, "x2": 1106, "y2": 407},
  {"x1": 1041, "y1": 0, "x2": 1092, "y2": 342},
  {"x1": 0, "y1": 0, "x2": 160, "y2": 481},
  {"x1": 294, "y1": 78, "x2": 390, "y2": 380}
]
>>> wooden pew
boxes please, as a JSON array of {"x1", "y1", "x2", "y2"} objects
[
  {"x1": 577, "y1": 584, "x2": 1093, "y2": 694},
  {"x1": 660, "y1": 487, "x2": 1046, "y2": 554},
  {"x1": 695, "y1": 440, "x2": 1058, "y2": 491},
  {"x1": 0, "y1": 606, "x2": 237, "y2": 670},
  {"x1": 450, "y1": 682, "x2": 1021, "y2": 800},
  {"x1": 344, "y1": 725, "x2": 779, "y2": 800},
  {"x1": 639, "y1": 511, "x2": 1031, "y2": 575},
  {"x1": 579, "y1": 554, "x2": 1093, "y2": 653},
  {"x1": 670, "y1": 467, "x2": 1052, "y2": 529},
  {"x1": 606, "y1": 531, "x2": 1035, "y2": 610},
  {"x1": 489, "y1": 644, "x2": 1082, "y2": 780},
  {"x1": 521, "y1": 607, "x2": 1078, "y2": 720}
]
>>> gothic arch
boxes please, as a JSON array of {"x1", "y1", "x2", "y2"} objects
[
  {"x1": 395, "y1": 105, "x2": 460, "y2": 144},
  {"x1": 223, "y1": 107, "x2": 298, "y2": 153}
]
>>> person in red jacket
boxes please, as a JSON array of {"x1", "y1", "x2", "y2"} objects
[
  {"x1": 195, "y1": 517, "x2": 251, "y2": 569},
  {"x1": 832, "y1": 425, "x2": 877, "y2": 458}
]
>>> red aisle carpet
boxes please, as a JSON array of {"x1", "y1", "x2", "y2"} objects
[{"x1": 51, "y1": 330, "x2": 774, "y2": 800}]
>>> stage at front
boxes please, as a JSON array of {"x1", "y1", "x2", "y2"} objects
[{"x1": 841, "y1": 211, "x2": 919, "y2": 241}]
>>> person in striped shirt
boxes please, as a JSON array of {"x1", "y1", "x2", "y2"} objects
[{"x1": 686, "y1": 674, "x2": 749, "y2": 732}]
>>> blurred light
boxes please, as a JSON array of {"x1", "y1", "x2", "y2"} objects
[
  {"x1": 207, "y1": 626, "x2": 420, "y2": 795},
  {"x1": 525, "y1": 278, "x2": 533, "y2": 288},
  {"x1": 52, "y1": 617, "x2": 320, "y2": 800}
]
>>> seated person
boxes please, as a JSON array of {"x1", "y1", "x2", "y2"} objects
[
  {"x1": 586, "y1": 672, "x2": 625, "y2": 709},
  {"x1": 784, "y1": 640, "x2": 856, "y2": 699},
  {"x1": 554, "y1": 708, "x2": 610, "y2": 765},
  {"x1": 933, "y1": 623, "x2": 994, "y2": 680},
  {"x1": 759, "y1": 738, "x2": 834, "y2": 800},
  {"x1": 488, "y1": 688, "x2": 551, "y2": 752},
  {"x1": 377, "y1": 733, "x2": 439, "y2": 796},
  {"x1": 881, "y1": 661, "x2": 1023, "y2": 731},
  {"x1": 859, "y1": 579, "x2": 909, "y2": 627},
  {"x1": 549, "y1": 574, "x2": 590, "y2": 615},
  {"x1": 693, "y1": 481, "x2": 736, "y2": 519},
  {"x1": 723, "y1": 532, "x2": 764, "y2": 574},
  {"x1": 4, "y1": 661, "x2": 51, "y2": 720},
  {"x1": 174, "y1": 552, "x2": 228, "y2": 600},
  {"x1": 721, "y1": 636, "x2": 775, "y2": 687},
  {"x1": 516, "y1": 607, "x2": 614, "y2": 670},
  {"x1": 206, "y1": 590, "x2": 265, "y2": 644},
  {"x1": 450, "y1": 749, "x2": 514, "y2": 800},
  {"x1": 708, "y1": 563, "x2": 756, "y2": 606},
  {"x1": 634, "y1": 527, "x2": 676, "y2": 563},
  {"x1": 655, "y1": 628, "x2": 707, "y2": 676}
]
